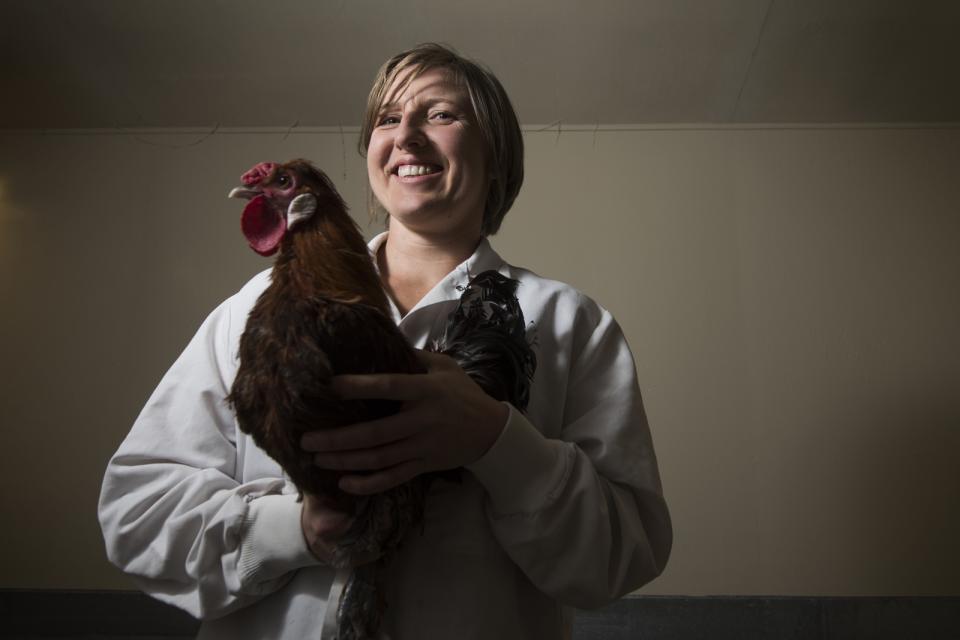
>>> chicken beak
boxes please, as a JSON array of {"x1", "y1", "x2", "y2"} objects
[{"x1": 228, "y1": 186, "x2": 260, "y2": 200}]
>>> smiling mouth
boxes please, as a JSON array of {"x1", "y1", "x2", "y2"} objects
[{"x1": 396, "y1": 164, "x2": 442, "y2": 177}]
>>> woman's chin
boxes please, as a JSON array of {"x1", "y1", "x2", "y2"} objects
[{"x1": 386, "y1": 205, "x2": 481, "y2": 238}]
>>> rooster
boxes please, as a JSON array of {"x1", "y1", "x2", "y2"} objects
[{"x1": 226, "y1": 160, "x2": 535, "y2": 640}]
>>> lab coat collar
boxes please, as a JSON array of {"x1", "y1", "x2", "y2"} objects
[{"x1": 367, "y1": 232, "x2": 506, "y2": 325}]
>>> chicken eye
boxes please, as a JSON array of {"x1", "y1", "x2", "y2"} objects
[{"x1": 277, "y1": 174, "x2": 290, "y2": 186}]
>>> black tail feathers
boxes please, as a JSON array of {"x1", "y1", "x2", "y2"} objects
[{"x1": 433, "y1": 271, "x2": 537, "y2": 411}]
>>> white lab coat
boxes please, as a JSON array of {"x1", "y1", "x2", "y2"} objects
[{"x1": 98, "y1": 233, "x2": 672, "y2": 639}]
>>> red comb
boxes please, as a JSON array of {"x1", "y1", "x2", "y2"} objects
[{"x1": 241, "y1": 162, "x2": 279, "y2": 186}]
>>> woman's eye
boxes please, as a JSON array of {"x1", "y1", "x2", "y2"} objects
[
  {"x1": 378, "y1": 115, "x2": 400, "y2": 126},
  {"x1": 431, "y1": 111, "x2": 453, "y2": 121}
]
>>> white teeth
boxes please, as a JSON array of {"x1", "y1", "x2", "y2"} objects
[{"x1": 397, "y1": 165, "x2": 439, "y2": 177}]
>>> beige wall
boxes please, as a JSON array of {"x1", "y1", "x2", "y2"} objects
[{"x1": 0, "y1": 126, "x2": 957, "y2": 595}]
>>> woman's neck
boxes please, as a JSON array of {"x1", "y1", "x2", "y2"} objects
[{"x1": 378, "y1": 225, "x2": 482, "y2": 316}]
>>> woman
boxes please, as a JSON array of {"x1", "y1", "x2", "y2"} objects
[{"x1": 99, "y1": 43, "x2": 671, "y2": 639}]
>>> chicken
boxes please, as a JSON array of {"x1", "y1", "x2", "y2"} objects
[{"x1": 225, "y1": 159, "x2": 535, "y2": 640}]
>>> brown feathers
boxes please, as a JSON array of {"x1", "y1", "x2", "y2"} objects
[{"x1": 227, "y1": 160, "x2": 423, "y2": 500}]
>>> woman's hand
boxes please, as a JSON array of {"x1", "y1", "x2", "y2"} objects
[
  {"x1": 300, "y1": 492, "x2": 355, "y2": 564},
  {"x1": 300, "y1": 350, "x2": 509, "y2": 495}
]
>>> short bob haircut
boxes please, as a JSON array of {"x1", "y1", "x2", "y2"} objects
[{"x1": 359, "y1": 43, "x2": 524, "y2": 237}]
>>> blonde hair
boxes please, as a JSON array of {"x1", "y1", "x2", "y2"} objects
[{"x1": 359, "y1": 43, "x2": 523, "y2": 236}]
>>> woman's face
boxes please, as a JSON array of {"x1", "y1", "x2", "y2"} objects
[{"x1": 366, "y1": 67, "x2": 488, "y2": 239}]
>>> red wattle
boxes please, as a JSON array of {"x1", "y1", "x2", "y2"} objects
[{"x1": 241, "y1": 195, "x2": 286, "y2": 256}]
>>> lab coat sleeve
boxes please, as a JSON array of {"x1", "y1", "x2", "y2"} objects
[
  {"x1": 97, "y1": 295, "x2": 321, "y2": 620},
  {"x1": 466, "y1": 294, "x2": 672, "y2": 609}
]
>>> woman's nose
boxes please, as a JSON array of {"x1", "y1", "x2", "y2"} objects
[{"x1": 395, "y1": 118, "x2": 426, "y2": 149}]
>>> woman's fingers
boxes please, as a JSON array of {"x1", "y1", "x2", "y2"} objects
[
  {"x1": 329, "y1": 351, "x2": 457, "y2": 400},
  {"x1": 301, "y1": 411, "x2": 420, "y2": 452},
  {"x1": 300, "y1": 354, "x2": 503, "y2": 482},
  {"x1": 414, "y1": 349, "x2": 459, "y2": 371},
  {"x1": 312, "y1": 439, "x2": 419, "y2": 471},
  {"x1": 338, "y1": 460, "x2": 424, "y2": 495},
  {"x1": 300, "y1": 493, "x2": 357, "y2": 563},
  {"x1": 332, "y1": 371, "x2": 427, "y2": 401}
]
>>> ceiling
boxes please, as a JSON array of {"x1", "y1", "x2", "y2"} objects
[{"x1": 3, "y1": 0, "x2": 959, "y2": 130}]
